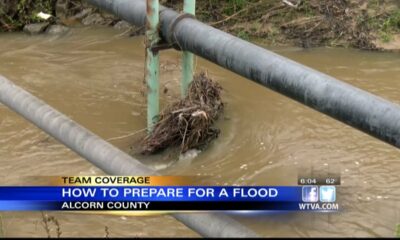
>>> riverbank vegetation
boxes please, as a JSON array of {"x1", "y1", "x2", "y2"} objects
[
  {"x1": 0, "y1": 0, "x2": 55, "y2": 31},
  {"x1": 1, "y1": 0, "x2": 399, "y2": 50},
  {"x1": 163, "y1": 0, "x2": 400, "y2": 50}
]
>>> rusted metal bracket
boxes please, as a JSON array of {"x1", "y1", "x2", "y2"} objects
[{"x1": 149, "y1": 41, "x2": 174, "y2": 53}]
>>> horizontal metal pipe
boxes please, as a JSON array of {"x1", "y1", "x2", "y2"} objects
[
  {"x1": 0, "y1": 75, "x2": 258, "y2": 238},
  {"x1": 86, "y1": 0, "x2": 400, "y2": 148}
]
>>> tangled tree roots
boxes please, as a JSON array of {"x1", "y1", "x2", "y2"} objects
[{"x1": 141, "y1": 71, "x2": 224, "y2": 155}]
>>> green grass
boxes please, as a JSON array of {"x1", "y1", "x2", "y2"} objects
[
  {"x1": 237, "y1": 30, "x2": 250, "y2": 40},
  {"x1": 396, "y1": 224, "x2": 400, "y2": 237},
  {"x1": 379, "y1": 31, "x2": 392, "y2": 42},
  {"x1": 363, "y1": 9, "x2": 400, "y2": 43},
  {"x1": 382, "y1": 10, "x2": 400, "y2": 32},
  {"x1": 378, "y1": 10, "x2": 400, "y2": 42}
]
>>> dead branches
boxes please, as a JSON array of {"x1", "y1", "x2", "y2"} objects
[{"x1": 141, "y1": 71, "x2": 223, "y2": 154}]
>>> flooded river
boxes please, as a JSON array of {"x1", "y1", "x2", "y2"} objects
[{"x1": 0, "y1": 27, "x2": 400, "y2": 237}]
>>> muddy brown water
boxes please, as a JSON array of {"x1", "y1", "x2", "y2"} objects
[{"x1": 0, "y1": 27, "x2": 400, "y2": 237}]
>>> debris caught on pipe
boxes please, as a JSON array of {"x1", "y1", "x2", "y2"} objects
[{"x1": 141, "y1": 71, "x2": 223, "y2": 154}]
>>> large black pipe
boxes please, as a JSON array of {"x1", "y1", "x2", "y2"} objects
[
  {"x1": 0, "y1": 75, "x2": 258, "y2": 238},
  {"x1": 87, "y1": 0, "x2": 400, "y2": 148}
]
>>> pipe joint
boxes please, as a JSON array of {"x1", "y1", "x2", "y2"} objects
[{"x1": 165, "y1": 12, "x2": 195, "y2": 51}]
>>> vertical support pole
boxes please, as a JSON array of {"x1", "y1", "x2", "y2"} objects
[
  {"x1": 145, "y1": 0, "x2": 160, "y2": 131},
  {"x1": 181, "y1": 0, "x2": 196, "y2": 97}
]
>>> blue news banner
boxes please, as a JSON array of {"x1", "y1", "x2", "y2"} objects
[{"x1": 0, "y1": 186, "x2": 338, "y2": 212}]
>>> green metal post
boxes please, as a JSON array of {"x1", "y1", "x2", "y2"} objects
[
  {"x1": 181, "y1": 0, "x2": 196, "y2": 97},
  {"x1": 145, "y1": 0, "x2": 160, "y2": 131}
]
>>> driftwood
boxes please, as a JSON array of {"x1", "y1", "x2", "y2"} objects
[{"x1": 141, "y1": 71, "x2": 224, "y2": 154}]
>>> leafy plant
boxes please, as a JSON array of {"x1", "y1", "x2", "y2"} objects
[{"x1": 382, "y1": 10, "x2": 400, "y2": 32}]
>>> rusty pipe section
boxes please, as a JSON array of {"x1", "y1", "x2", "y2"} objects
[
  {"x1": 86, "y1": 0, "x2": 400, "y2": 148},
  {"x1": 0, "y1": 75, "x2": 259, "y2": 238}
]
